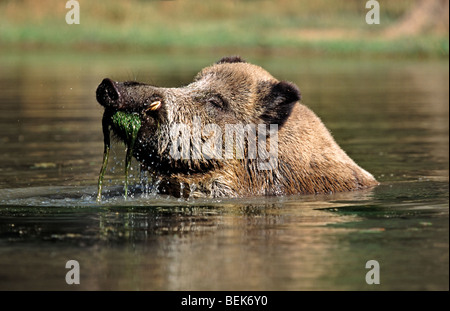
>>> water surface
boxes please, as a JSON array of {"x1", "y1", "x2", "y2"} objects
[{"x1": 0, "y1": 51, "x2": 448, "y2": 290}]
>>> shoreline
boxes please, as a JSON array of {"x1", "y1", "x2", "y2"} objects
[{"x1": 0, "y1": 36, "x2": 448, "y2": 59}]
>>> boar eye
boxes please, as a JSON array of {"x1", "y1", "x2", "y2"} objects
[{"x1": 207, "y1": 95, "x2": 227, "y2": 110}]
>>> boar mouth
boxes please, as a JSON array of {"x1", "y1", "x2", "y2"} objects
[
  {"x1": 96, "y1": 109, "x2": 142, "y2": 201},
  {"x1": 103, "y1": 110, "x2": 142, "y2": 148},
  {"x1": 96, "y1": 78, "x2": 166, "y2": 200},
  {"x1": 96, "y1": 77, "x2": 162, "y2": 144}
]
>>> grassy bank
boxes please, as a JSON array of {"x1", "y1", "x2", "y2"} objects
[{"x1": 0, "y1": 0, "x2": 448, "y2": 57}]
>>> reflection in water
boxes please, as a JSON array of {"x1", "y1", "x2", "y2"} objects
[
  {"x1": 0, "y1": 52, "x2": 448, "y2": 290},
  {"x1": 0, "y1": 187, "x2": 376, "y2": 290},
  {"x1": 0, "y1": 182, "x2": 447, "y2": 290}
]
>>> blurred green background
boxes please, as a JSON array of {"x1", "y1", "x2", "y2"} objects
[{"x1": 0, "y1": 0, "x2": 448, "y2": 57}]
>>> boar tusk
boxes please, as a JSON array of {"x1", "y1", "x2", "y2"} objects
[{"x1": 147, "y1": 101, "x2": 161, "y2": 111}]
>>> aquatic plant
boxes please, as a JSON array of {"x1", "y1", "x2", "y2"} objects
[{"x1": 97, "y1": 111, "x2": 141, "y2": 201}]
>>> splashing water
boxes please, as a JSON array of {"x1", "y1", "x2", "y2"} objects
[{"x1": 97, "y1": 111, "x2": 141, "y2": 201}]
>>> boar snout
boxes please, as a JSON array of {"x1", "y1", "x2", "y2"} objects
[
  {"x1": 96, "y1": 78, "x2": 121, "y2": 109},
  {"x1": 96, "y1": 78, "x2": 162, "y2": 113}
]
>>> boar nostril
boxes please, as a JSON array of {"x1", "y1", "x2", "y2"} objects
[{"x1": 96, "y1": 78, "x2": 120, "y2": 107}]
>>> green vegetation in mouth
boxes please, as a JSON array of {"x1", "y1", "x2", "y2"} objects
[
  {"x1": 97, "y1": 111, "x2": 142, "y2": 201},
  {"x1": 111, "y1": 111, "x2": 142, "y2": 147}
]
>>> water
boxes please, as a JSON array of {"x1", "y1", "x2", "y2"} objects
[{"x1": 0, "y1": 51, "x2": 448, "y2": 290}]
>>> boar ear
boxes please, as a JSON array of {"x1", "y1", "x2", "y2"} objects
[
  {"x1": 216, "y1": 56, "x2": 246, "y2": 64},
  {"x1": 260, "y1": 81, "x2": 301, "y2": 126}
]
